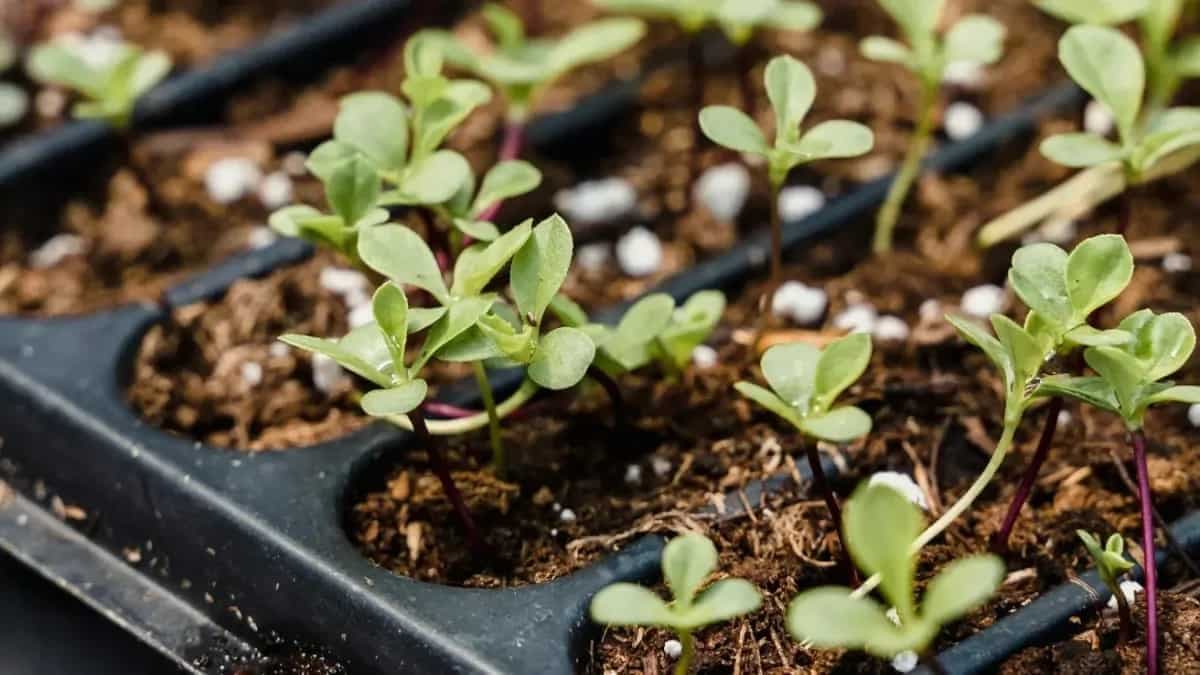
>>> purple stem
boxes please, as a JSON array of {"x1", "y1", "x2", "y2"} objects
[
  {"x1": 410, "y1": 408, "x2": 483, "y2": 552},
  {"x1": 804, "y1": 440, "x2": 859, "y2": 586},
  {"x1": 1132, "y1": 429, "x2": 1159, "y2": 675},
  {"x1": 423, "y1": 402, "x2": 478, "y2": 419},
  {"x1": 473, "y1": 121, "x2": 527, "y2": 226},
  {"x1": 990, "y1": 397, "x2": 1063, "y2": 554}
]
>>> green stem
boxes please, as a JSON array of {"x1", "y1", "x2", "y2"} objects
[
  {"x1": 873, "y1": 78, "x2": 938, "y2": 255},
  {"x1": 675, "y1": 630, "x2": 694, "y2": 675},
  {"x1": 473, "y1": 362, "x2": 506, "y2": 478},
  {"x1": 385, "y1": 379, "x2": 539, "y2": 435},
  {"x1": 768, "y1": 178, "x2": 784, "y2": 295},
  {"x1": 854, "y1": 414, "x2": 1020, "y2": 597}
]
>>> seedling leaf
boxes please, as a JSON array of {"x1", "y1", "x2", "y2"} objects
[
  {"x1": 734, "y1": 381, "x2": 803, "y2": 426},
  {"x1": 943, "y1": 15, "x2": 1006, "y2": 66},
  {"x1": 334, "y1": 92, "x2": 409, "y2": 171},
  {"x1": 528, "y1": 327, "x2": 595, "y2": 390},
  {"x1": 812, "y1": 333, "x2": 872, "y2": 412},
  {"x1": 358, "y1": 224, "x2": 450, "y2": 303},
  {"x1": 1058, "y1": 25, "x2": 1144, "y2": 143},
  {"x1": 921, "y1": 555, "x2": 1005, "y2": 625},
  {"x1": 765, "y1": 54, "x2": 815, "y2": 144},
  {"x1": 1065, "y1": 234, "x2": 1134, "y2": 319},
  {"x1": 800, "y1": 405, "x2": 873, "y2": 442},
  {"x1": 1040, "y1": 133, "x2": 1127, "y2": 167},
  {"x1": 663, "y1": 533, "x2": 717, "y2": 607},
  {"x1": 787, "y1": 587, "x2": 905, "y2": 657},
  {"x1": 845, "y1": 484, "x2": 922, "y2": 620},
  {"x1": 511, "y1": 214, "x2": 572, "y2": 324},
  {"x1": 761, "y1": 342, "x2": 821, "y2": 412},
  {"x1": 361, "y1": 380, "x2": 428, "y2": 416},
  {"x1": 590, "y1": 583, "x2": 675, "y2": 626},
  {"x1": 699, "y1": 106, "x2": 770, "y2": 155},
  {"x1": 451, "y1": 220, "x2": 533, "y2": 297}
]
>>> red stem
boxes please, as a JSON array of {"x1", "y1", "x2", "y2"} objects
[
  {"x1": 804, "y1": 440, "x2": 858, "y2": 586},
  {"x1": 586, "y1": 366, "x2": 626, "y2": 429},
  {"x1": 473, "y1": 121, "x2": 527, "y2": 226},
  {"x1": 991, "y1": 397, "x2": 1063, "y2": 554},
  {"x1": 1132, "y1": 429, "x2": 1159, "y2": 675},
  {"x1": 410, "y1": 408, "x2": 483, "y2": 552},
  {"x1": 423, "y1": 402, "x2": 478, "y2": 419}
]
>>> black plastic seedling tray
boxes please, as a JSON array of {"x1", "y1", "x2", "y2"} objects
[{"x1": 0, "y1": 2, "x2": 1171, "y2": 673}]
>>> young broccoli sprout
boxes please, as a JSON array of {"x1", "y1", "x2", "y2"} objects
[
  {"x1": 1036, "y1": 308, "x2": 1200, "y2": 675},
  {"x1": 735, "y1": 333, "x2": 873, "y2": 579},
  {"x1": 271, "y1": 38, "x2": 497, "y2": 260},
  {"x1": 590, "y1": 532, "x2": 762, "y2": 675},
  {"x1": 584, "y1": 291, "x2": 727, "y2": 379},
  {"x1": 1078, "y1": 530, "x2": 1137, "y2": 645},
  {"x1": 26, "y1": 37, "x2": 170, "y2": 128},
  {"x1": 856, "y1": 235, "x2": 1134, "y2": 597},
  {"x1": 991, "y1": 234, "x2": 1135, "y2": 552},
  {"x1": 863, "y1": 0, "x2": 1005, "y2": 253},
  {"x1": 978, "y1": 25, "x2": 1200, "y2": 246},
  {"x1": 699, "y1": 55, "x2": 873, "y2": 295},
  {"x1": 1036, "y1": 0, "x2": 1200, "y2": 120},
  {"x1": 418, "y1": 4, "x2": 645, "y2": 165},
  {"x1": 788, "y1": 484, "x2": 1004, "y2": 670}
]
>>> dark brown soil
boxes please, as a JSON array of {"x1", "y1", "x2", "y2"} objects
[
  {"x1": 1002, "y1": 592, "x2": 1200, "y2": 675},
  {"x1": 0, "y1": 134, "x2": 323, "y2": 315}
]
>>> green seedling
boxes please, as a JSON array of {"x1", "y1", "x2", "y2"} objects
[
  {"x1": 789, "y1": 484, "x2": 1004, "y2": 668},
  {"x1": 593, "y1": 0, "x2": 820, "y2": 46},
  {"x1": 735, "y1": 333, "x2": 873, "y2": 579},
  {"x1": 991, "y1": 234, "x2": 1136, "y2": 553},
  {"x1": 419, "y1": 3, "x2": 645, "y2": 168},
  {"x1": 271, "y1": 38, "x2": 497, "y2": 260},
  {"x1": 1078, "y1": 530, "x2": 1137, "y2": 644},
  {"x1": 856, "y1": 235, "x2": 1134, "y2": 597},
  {"x1": 699, "y1": 54, "x2": 873, "y2": 293},
  {"x1": 978, "y1": 25, "x2": 1200, "y2": 246},
  {"x1": 1036, "y1": 0, "x2": 1200, "y2": 120},
  {"x1": 862, "y1": 0, "x2": 1005, "y2": 253},
  {"x1": 590, "y1": 533, "x2": 762, "y2": 675},
  {"x1": 283, "y1": 214, "x2": 596, "y2": 480},
  {"x1": 1035, "y1": 308, "x2": 1200, "y2": 675},
  {"x1": 26, "y1": 37, "x2": 170, "y2": 128},
  {"x1": 585, "y1": 291, "x2": 727, "y2": 378}
]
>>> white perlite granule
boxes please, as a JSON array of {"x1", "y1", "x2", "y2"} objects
[
  {"x1": 615, "y1": 226, "x2": 663, "y2": 277},
  {"x1": 694, "y1": 162, "x2": 751, "y2": 222}
]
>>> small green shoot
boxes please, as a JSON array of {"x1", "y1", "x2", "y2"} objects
[
  {"x1": 859, "y1": 235, "x2": 1135, "y2": 596},
  {"x1": 699, "y1": 54, "x2": 873, "y2": 291},
  {"x1": 863, "y1": 0, "x2": 1006, "y2": 253},
  {"x1": 586, "y1": 290, "x2": 726, "y2": 377},
  {"x1": 788, "y1": 484, "x2": 1004, "y2": 665},
  {"x1": 1078, "y1": 530, "x2": 1136, "y2": 644},
  {"x1": 26, "y1": 38, "x2": 170, "y2": 128},
  {"x1": 979, "y1": 25, "x2": 1200, "y2": 246},
  {"x1": 420, "y1": 4, "x2": 645, "y2": 123},
  {"x1": 735, "y1": 334, "x2": 872, "y2": 578},
  {"x1": 590, "y1": 533, "x2": 762, "y2": 675},
  {"x1": 593, "y1": 0, "x2": 821, "y2": 45}
]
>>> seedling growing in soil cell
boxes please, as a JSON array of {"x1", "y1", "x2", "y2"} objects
[
  {"x1": 26, "y1": 37, "x2": 170, "y2": 128},
  {"x1": 419, "y1": 4, "x2": 645, "y2": 165},
  {"x1": 271, "y1": 45, "x2": 494, "y2": 259},
  {"x1": 1078, "y1": 530, "x2": 1137, "y2": 644},
  {"x1": 735, "y1": 334, "x2": 873, "y2": 578},
  {"x1": 862, "y1": 0, "x2": 1005, "y2": 253},
  {"x1": 991, "y1": 234, "x2": 1135, "y2": 552},
  {"x1": 1036, "y1": 308, "x2": 1200, "y2": 675},
  {"x1": 978, "y1": 25, "x2": 1200, "y2": 245},
  {"x1": 584, "y1": 291, "x2": 726, "y2": 378},
  {"x1": 858, "y1": 235, "x2": 1134, "y2": 596},
  {"x1": 593, "y1": 0, "x2": 821, "y2": 46},
  {"x1": 699, "y1": 55, "x2": 873, "y2": 292},
  {"x1": 789, "y1": 484, "x2": 1004, "y2": 668},
  {"x1": 1036, "y1": 0, "x2": 1200, "y2": 120},
  {"x1": 590, "y1": 532, "x2": 762, "y2": 675}
]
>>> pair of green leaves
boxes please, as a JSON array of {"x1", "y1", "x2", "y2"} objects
[
  {"x1": 860, "y1": 0, "x2": 1005, "y2": 87},
  {"x1": 699, "y1": 55, "x2": 874, "y2": 188},
  {"x1": 595, "y1": 0, "x2": 820, "y2": 45},
  {"x1": 419, "y1": 4, "x2": 646, "y2": 119},
  {"x1": 1036, "y1": 308, "x2": 1200, "y2": 429},
  {"x1": 735, "y1": 333, "x2": 873, "y2": 443},
  {"x1": 948, "y1": 235, "x2": 1134, "y2": 414},
  {"x1": 787, "y1": 484, "x2": 1004, "y2": 657},
  {"x1": 587, "y1": 291, "x2": 726, "y2": 375},
  {"x1": 590, "y1": 533, "x2": 762, "y2": 632},
  {"x1": 1040, "y1": 26, "x2": 1200, "y2": 179},
  {"x1": 27, "y1": 39, "x2": 171, "y2": 128},
  {"x1": 1007, "y1": 234, "x2": 1134, "y2": 350},
  {"x1": 1077, "y1": 530, "x2": 1135, "y2": 598}
]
